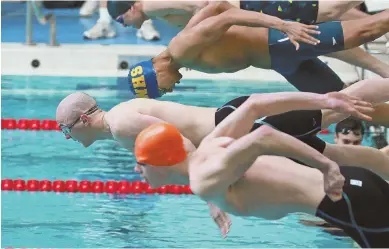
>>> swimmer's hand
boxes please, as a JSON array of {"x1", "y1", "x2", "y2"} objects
[
  {"x1": 280, "y1": 21, "x2": 321, "y2": 50},
  {"x1": 207, "y1": 202, "x2": 231, "y2": 238},
  {"x1": 321, "y1": 162, "x2": 345, "y2": 202},
  {"x1": 325, "y1": 92, "x2": 374, "y2": 121}
]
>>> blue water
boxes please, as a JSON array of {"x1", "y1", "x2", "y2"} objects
[{"x1": 1, "y1": 75, "x2": 359, "y2": 248}]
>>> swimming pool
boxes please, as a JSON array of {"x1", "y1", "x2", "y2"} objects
[{"x1": 2, "y1": 75, "x2": 358, "y2": 248}]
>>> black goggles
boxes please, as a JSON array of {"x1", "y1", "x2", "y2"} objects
[
  {"x1": 59, "y1": 105, "x2": 99, "y2": 140},
  {"x1": 339, "y1": 128, "x2": 362, "y2": 136}
]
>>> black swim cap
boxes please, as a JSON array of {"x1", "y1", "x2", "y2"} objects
[{"x1": 107, "y1": 0, "x2": 135, "y2": 19}]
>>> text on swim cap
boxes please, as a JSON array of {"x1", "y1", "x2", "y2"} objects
[{"x1": 131, "y1": 66, "x2": 148, "y2": 98}]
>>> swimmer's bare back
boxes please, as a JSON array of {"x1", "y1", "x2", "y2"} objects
[
  {"x1": 106, "y1": 99, "x2": 216, "y2": 147},
  {"x1": 169, "y1": 25, "x2": 271, "y2": 74}
]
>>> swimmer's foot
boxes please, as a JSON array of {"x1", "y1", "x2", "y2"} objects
[
  {"x1": 79, "y1": 0, "x2": 99, "y2": 18},
  {"x1": 83, "y1": 20, "x2": 116, "y2": 40},
  {"x1": 137, "y1": 20, "x2": 160, "y2": 41}
]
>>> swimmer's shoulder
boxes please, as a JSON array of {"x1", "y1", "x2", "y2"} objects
[
  {"x1": 106, "y1": 100, "x2": 147, "y2": 139},
  {"x1": 108, "y1": 98, "x2": 157, "y2": 115}
]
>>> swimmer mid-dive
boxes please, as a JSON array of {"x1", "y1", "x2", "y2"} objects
[
  {"x1": 108, "y1": 0, "x2": 389, "y2": 79},
  {"x1": 56, "y1": 78, "x2": 389, "y2": 186},
  {"x1": 124, "y1": 2, "x2": 389, "y2": 98},
  {"x1": 56, "y1": 78, "x2": 389, "y2": 236},
  {"x1": 134, "y1": 121, "x2": 389, "y2": 248}
]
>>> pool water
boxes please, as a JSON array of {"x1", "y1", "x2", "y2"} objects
[{"x1": 2, "y1": 75, "x2": 360, "y2": 248}]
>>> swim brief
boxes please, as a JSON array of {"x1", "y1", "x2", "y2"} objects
[
  {"x1": 240, "y1": 0, "x2": 319, "y2": 24},
  {"x1": 268, "y1": 21, "x2": 345, "y2": 94},
  {"x1": 215, "y1": 96, "x2": 326, "y2": 153},
  {"x1": 316, "y1": 166, "x2": 389, "y2": 248}
]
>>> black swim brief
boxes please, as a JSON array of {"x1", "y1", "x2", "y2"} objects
[
  {"x1": 240, "y1": 0, "x2": 319, "y2": 24},
  {"x1": 215, "y1": 96, "x2": 326, "y2": 153},
  {"x1": 316, "y1": 166, "x2": 389, "y2": 248}
]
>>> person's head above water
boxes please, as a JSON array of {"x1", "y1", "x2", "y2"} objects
[
  {"x1": 128, "y1": 51, "x2": 182, "y2": 99},
  {"x1": 134, "y1": 122, "x2": 195, "y2": 187},
  {"x1": 107, "y1": 0, "x2": 147, "y2": 29},
  {"x1": 334, "y1": 117, "x2": 365, "y2": 146},
  {"x1": 56, "y1": 92, "x2": 110, "y2": 147}
]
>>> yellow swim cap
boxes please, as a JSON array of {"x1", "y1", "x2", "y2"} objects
[{"x1": 135, "y1": 123, "x2": 187, "y2": 166}]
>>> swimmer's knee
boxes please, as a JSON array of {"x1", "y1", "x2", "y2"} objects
[
  {"x1": 356, "y1": 25, "x2": 384, "y2": 45},
  {"x1": 345, "y1": 18, "x2": 387, "y2": 47}
]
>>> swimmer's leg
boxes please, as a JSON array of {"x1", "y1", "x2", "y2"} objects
[
  {"x1": 338, "y1": 7, "x2": 370, "y2": 21},
  {"x1": 223, "y1": 126, "x2": 334, "y2": 174},
  {"x1": 282, "y1": 58, "x2": 345, "y2": 93},
  {"x1": 323, "y1": 143, "x2": 389, "y2": 180},
  {"x1": 324, "y1": 103, "x2": 389, "y2": 127},
  {"x1": 316, "y1": 0, "x2": 363, "y2": 22},
  {"x1": 269, "y1": 11, "x2": 389, "y2": 81},
  {"x1": 342, "y1": 9, "x2": 389, "y2": 49},
  {"x1": 366, "y1": 104, "x2": 389, "y2": 127},
  {"x1": 326, "y1": 47, "x2": 389, "y2": 78},
  {"x1": 321, "y1": 78, "x2": 389, "y2": 128},
  {"x1": 317, "y1": 1, "x2": 389, "y2": 78}
]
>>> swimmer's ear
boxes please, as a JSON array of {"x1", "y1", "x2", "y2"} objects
[{"x1": 80, "y1": 114, "x2": 91, "y2": 126}]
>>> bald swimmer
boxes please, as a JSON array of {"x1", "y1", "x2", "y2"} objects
[
  {"x1": 124, "y1": 2, "x2": 389, "y2": 99},
  {"x1": 108, "y1": 0, "x2": 389, "y2": 79},
  {"x1": 133, "y1": 122, "x2": 389, "y2": 248}
]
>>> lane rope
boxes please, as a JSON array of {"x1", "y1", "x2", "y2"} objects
[
  {"x1": 1, "y1": 179, "x2": 193, "y2": 195},
  {"x1": 0, "y1": 118, "x2": 331, "y2": 134}
]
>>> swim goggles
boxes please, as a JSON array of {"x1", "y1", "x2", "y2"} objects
[
  {"x1": 340, "y1": 128, "x2": 361, "y2": 136},
  {"x1": 59, "y1": 105, "x2": 99, "y2": 140}
]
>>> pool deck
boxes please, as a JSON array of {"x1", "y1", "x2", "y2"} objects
[{"x1": 1, "y1": 1, "x2": 388, "y2": 82}]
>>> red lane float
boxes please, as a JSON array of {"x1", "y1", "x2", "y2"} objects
[
  {"x1": 0, "y1": 118, "x2": 332, "y2": 134},
  {"x1": 1, "y1": 119, "x2": 61, "y2": 131},
  {"x1": 1, "y1": 179, "x2": 193, "y2": 195}
]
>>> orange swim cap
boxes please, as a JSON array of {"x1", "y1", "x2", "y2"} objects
[{"x1": 135, "y1": 123, "x2": 187, "y2": 166}]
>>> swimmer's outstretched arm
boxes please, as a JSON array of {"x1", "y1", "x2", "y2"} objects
[
  {"x1": 207, "y1": 92, "x2": 372, "y2": 140},
  {"x1": 144, "y1": 1, "x2": 205, "y2": 19},
  {"x1": 323, "y1": 143, "x2": 389, "y2": 180},
  {"x1": 322, "y1": 78, "x2": 389, "y2": 128},
  {"x1": 193, "y1": 125, "x2": 342, "y2": 200},
  {"x1": 171, "y1": 1, "x2": 319, "y2": 53},
  {"x1": 341, "y1": 78, "x2": 389, "y2": 105}
]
